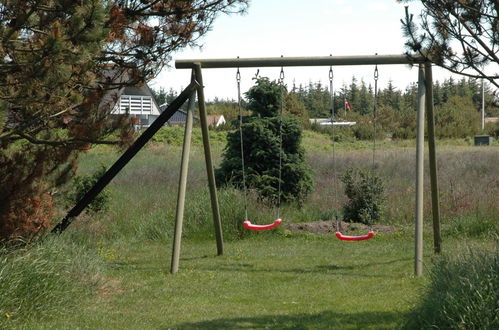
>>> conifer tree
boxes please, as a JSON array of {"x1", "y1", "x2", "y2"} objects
[
  {"x1": 400, "y1": 0, "x2": 498, "y2": 89},
  {"x1": 216, "y1": 77, "x2": 313, "y2": 206},
  {"x1": 0, "y1": 0, "x2": 248, "y2": 240}
]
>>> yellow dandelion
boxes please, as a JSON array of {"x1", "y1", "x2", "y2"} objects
[{"x1": 5, "y1": 313, "x2": 11, "y2": 318}]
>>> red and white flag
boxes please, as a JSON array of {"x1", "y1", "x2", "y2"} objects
[{"x1": 344, "y1": 100, "x2": 352, "y2": 111}]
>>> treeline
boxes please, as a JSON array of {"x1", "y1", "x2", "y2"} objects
[
  {"x1": 152, "y1": 76, "x2": 499, "y2": 139},
  {"x1": 293, "y1": 77, "x2": 497, "y2": 119},
  {"x1": 292, "y1": 76, "x2": 498, "y2": 139}
]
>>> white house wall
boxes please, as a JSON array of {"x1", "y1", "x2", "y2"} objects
[
  {"x1": 112, "y1": 95, "x2": 160, "y2": 116},
  {"x1": 217, "y1": 117, "x2": 226, "y2": 126}
]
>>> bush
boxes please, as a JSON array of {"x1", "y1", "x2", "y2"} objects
[
  {"x1": 309, "y1": 124, "x2": 356, "y2": 143},
  {"x1": 351, "y1": 120, "x2": 386, "y2": 141},
  {"x1": 341, "y1": 167, "x2": 385, "y2": 225},
  {"x1": 405, "y1": 249, "x2": 498, "y2": 329},
  {"x1": 485, "y1": 121, "x2": 499, "y2": 138},
  {"x1": 65, "y1": 165, "x2": 109, "y2": 214},
  {"x1": 151, "y1": 126, "x2": 186, "y2": 145},
  {"x1": 150, "y1": 126, "x2": 228, "y2": 146},
  {"x1": 435, "y1": 96, "x2": 481, "y2": 138}
]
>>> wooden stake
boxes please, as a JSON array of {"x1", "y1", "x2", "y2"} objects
[
  {"x1": 424, "y1": 63, "x2": 442, "y2": 254},
  {"x1": 415, "y1": 64, "x2": 425, "y2": 276},
  {"x1": 194, "y1": 64, "x2": 224, "y2": 256},
  {"x1": 171, "y1": 71, "x2": 196, "y2": 274}
]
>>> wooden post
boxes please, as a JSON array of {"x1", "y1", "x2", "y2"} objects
[
  {"x1": 193, "y1": 63, "x2": 224, "y2": 256},
  {"x1": 481, "y1": 79, "x2": 485, "y2": 131},
  {"x1": 51, "y1": 81, "x2": 199, "y2": 234},
  {"x1": 424, "y1": 63, "x2": 442, "y2": 254},
  {"x1": 170, "y1": 71, "x2": 196, "y2": 274},
  {"x1": 415, "y1": 64, "x2": 425, "y2": 276}
]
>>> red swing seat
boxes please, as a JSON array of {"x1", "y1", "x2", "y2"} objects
[
  {"x1": 243, "y1": 219, "x2": 282, "y2": 231},
  {"x1": 335, "y1": 231, "x2": 375, "y2": 241}
]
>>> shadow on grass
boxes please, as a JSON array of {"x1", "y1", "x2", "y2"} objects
[
  {"x1": 315, "y1": 257, "x2": 411, "y2": 272},
  {"x1": 105, "y1": 256, "x2": 411, "y2": 279},
  {"x1": 164, "y1": 310, "x2": 403, "y2": 329},
  {"x1": 189, "y1": 258, "x2": 411, "y2": 278}
]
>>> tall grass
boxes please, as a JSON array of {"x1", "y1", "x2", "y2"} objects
[
  {"x1": 306, "y1": 144, "x2": 498, "y2": 230},
  {"x1": 0, "y1": 235, "x2": 103, "y2": 327},
  {"x1": 68, "y1": 135, "x2": 498, "y2": 242},
  {"x1": 2, "y1": 133, "x2": 497, "y2": 328},
  {"x1": 405, "y1": 247, "x2": 499, "y2": 329}
]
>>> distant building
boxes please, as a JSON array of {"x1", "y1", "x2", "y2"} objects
[
  {"x1": 485, "y1": 117, "x2": 499, "y2": 123},
  {"x1": 111, "y1": 85, "x2": 161, "y2": 129},
  {"x1": 309, "y1": 118, "x2": 356, "y2": 126},
  {"x1": 206, "y1": 115, "x2": 226, "y2": 127},
  {"x1": 161, "y1": 105, "x2": 199, "y2": 126}
]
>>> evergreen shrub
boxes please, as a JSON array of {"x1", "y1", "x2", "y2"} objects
[
  {"x1": 341, "y1": 167, "x2": 384, "y2": 225},
  {"x1": 216, "y1": 116, "x2": 314, "y2": 206},
  {"x1": 216, "y1": 77, "x2": 314, "y2": 206},
  {"x1": 66, "y1": 166, "x2": 109, "y2": 214}
]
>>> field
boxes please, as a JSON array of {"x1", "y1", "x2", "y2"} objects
[{"x1": 1, "y1": 129, "x2": 498, "y2": 329}]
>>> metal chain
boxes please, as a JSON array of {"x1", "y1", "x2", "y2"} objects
[
  {"x1": 236, "y1": 66, "x2": 249, "y2": 221},
  {"x1": 369, "y1": 64, "x2": 379, "y2": 228},
  {"x1": 329, "y1": 65, "x2": 339, "y2": 226},
  {"x1": 373, "y1": 64, "x2": 379, "y2": 170},
  {"x1": 277, "y1": 66, "x2": 285, "y2": 219}
]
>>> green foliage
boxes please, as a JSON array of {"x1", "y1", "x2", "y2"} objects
[
  {"x1": 150, "y1": 126, "x2": 227, "y2": 146},
  {"x1": 401, "y1": 1, "x2": 498, "y2": 89},
  {"x1": 3, "y1": 141, "x2": 498, "y2": 328},
  {"x1": 485, "y1": 121, "x2": 499, "y2": 138},
  {"x1": 435, "y1": 96, "x2": 481, "y2": 138},
  {"x1": 295, "y1": 81, "x2": 332, "y2": 118},
  {"x1": 444, "y1": 212, "x2": 499, "y2": 239},
  {"x1": 151, "y1": 126, "x2": 186, "y2": 145},
  {"x1": 378, "y1": 105, "x2": 416, "y2": 140},
  {"x1": 66, "y1": 166, "x2": 109, "y2": 214},
  {"x1": 351, "y1": 122, "x2": 386, "y2": 141},
  {"x1": 341, "y1": 168, "x2": 385, "y2": 225},
  {"x1": 150, "y1": 87, "x2": 179, "y2": 107},
  {"x1": 285, "y1": 92, "x2": 309, "y2": 125},
  {"x1": 405, "y1": 249, "x2": 499, "y2": 329},
  {"x1": 0, "y1": 0, "x2": 249, "y2": 239},
  {"x1": 310, "y1": 124, "x2": 356, "y2": 144},
  {"x1": 217, "y1": 116, "x2": 314, "y2": 205},
  {"x1": 206, "y1": 98, "x2": 239, "y2": 123},
  {"x1": 296, "y1": 76, "x2": 497, "y2": 141},
  {"x1": 245, "y1": 77, "x2": 284, "y2": 117}
]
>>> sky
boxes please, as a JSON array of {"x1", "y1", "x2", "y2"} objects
[{"x1": 151, "y1": 0, "x2": 459, "y2": 101}]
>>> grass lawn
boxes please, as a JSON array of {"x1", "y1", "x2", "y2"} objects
[
  {"x1": 22, "y1": 233, "x2": 434, "y2": 329},
  {"x1": 2, "y1": 131, "x2": 497, "y2": 329}
]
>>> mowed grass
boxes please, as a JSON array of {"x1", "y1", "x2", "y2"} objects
[
  {"x1": 2, "y1": 130, "x2": 498, "y2": 329},
  {"x1": 21, "y1": 235, "x2": 428, "y2": 329}
]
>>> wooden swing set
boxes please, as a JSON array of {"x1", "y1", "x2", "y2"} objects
[{"x1": 51, "y1": 54, "x2": 442, "y2": 277}]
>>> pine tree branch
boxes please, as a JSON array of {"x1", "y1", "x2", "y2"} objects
[
  {"x1": 14, "y1": 132, "x2": 120, "y2": 146},
  {"x1": 449, "y1": 5, "x2": 499, "y2": 64}
]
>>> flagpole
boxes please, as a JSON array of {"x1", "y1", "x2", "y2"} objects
[{"x1": 344, "y1": 95, "x2": 347, "y2": 116}]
